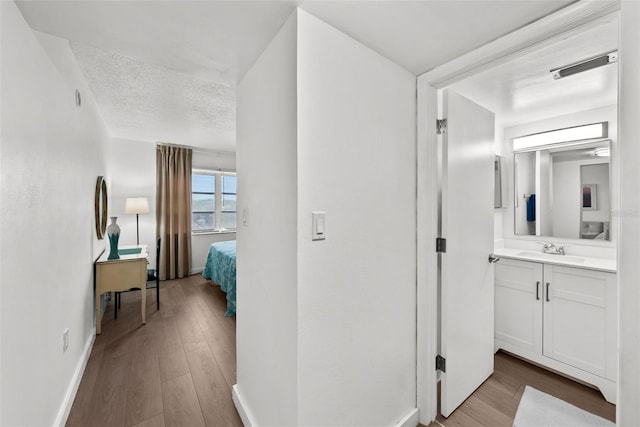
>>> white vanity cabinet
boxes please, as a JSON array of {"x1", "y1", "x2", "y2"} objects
[
  {"x1": 495, "y1": 257, "x2": 617, "y2": 403},
  {"x1": 495, "y1": 259, "x2": 543, "y2": 354}
]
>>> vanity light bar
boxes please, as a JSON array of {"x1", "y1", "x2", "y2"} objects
[
  {"x1": 551, "y1": 51, "x2": 618, "y2": 80},
  {"x1": 512, "y1": 122, "x2": 608, "y2": 151}
]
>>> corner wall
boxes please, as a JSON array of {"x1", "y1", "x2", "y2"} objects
[
  {"x1": 618, "y1": 1, "x2": 640, "y2": 424},
  {"x1": 296, "y1": 10, "x2": 417, "y2": 426},
  {"x1": 1, "y1": 2, "x2": 110, "y2": 425},
  {"x1": 235, "y1": 11, "x2": 299, "y2": 426},
  {"x1": 236, "y1": 8, "x2": 417, "y2": 426}
]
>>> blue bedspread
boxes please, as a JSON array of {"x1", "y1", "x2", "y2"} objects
[{"x1": 202, "y1": 240, "x2": 236, "y2": 316}]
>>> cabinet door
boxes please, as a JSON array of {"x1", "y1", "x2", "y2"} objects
[
  {"x1": 495, "y1": 259, "x2": 543, "y2": 354},
  {"x1": 543, "y1": 265, "x2": 617, "y2": 380}
]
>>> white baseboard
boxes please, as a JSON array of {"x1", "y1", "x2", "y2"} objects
[
  {"x1": 232, "y1": 385, "x2": 418, "y2": 427},
  {"x1": 190, "y1": 267, "x2": 204, "y2": 275},
  {"x1": 232, "y1": 384, "x2": 257, "y2": 427},
  {"x1": 394, "y1": 408, "x2": 420, "y2": 427},
  {"x1": 54, "y1": 329, "x2": 95, "y2": 427}
]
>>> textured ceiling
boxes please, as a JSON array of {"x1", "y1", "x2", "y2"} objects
[
  {"x1": 16, "y1": 0, "x2": 577, "y2": 152},
  {"x1": 70, "y1": 43, "x2": 236, "y2": 151}
]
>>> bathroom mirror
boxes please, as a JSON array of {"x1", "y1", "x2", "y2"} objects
[
  {"x1": 514, "y1": 140, "x2": 611, "y2": 240},
  {"x1": 95, "y1": 176, "x2": 108, "y2": 239}
]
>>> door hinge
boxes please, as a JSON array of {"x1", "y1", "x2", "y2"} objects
[
  {"x1": 436, "y1": 237, "x2": 447, "y2": 253},
  {"x1": 436, "y1": 354, "x2": 446, "y2": 372},
  {"x1": 436, "y1": 118, "x2": 447, "y2": 135}
]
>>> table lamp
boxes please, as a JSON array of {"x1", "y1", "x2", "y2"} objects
[{"x1": 125, "y1": 197, "x2": 149, "y2": 245}]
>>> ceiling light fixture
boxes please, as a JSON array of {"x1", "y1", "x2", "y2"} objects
[
  {"x1": 513, "y1": 122, "x2": 608, "y2": 151},
  {"x1": 550, "y1": 51, "x2": 618, "y2": 80}
]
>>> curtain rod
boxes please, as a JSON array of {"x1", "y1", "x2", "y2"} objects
[{"x1": 156, "y1": 142, "x2": 235, "y2": 157}]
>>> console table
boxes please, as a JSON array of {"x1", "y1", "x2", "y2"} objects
[{"x1": 95, "y1": 245, "x2": 148, "y2": 334}]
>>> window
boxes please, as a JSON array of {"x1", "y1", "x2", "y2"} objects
[
  {"x1": 192, "y1": 171, "x2": 236, "y2": 232},
  {"x1": 192, "y1": 174, "x2": 216, "y2": 232},
  {"x1": 221, "y1": 175, "x2": 237, "y2": 229}
]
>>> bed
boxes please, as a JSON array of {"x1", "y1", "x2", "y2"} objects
[{"x1": 202, "y1": 240, "x2": 237, "y2": 316}]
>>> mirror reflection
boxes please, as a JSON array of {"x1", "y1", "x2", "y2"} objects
[
  {"x1": 494, "y1": 155, "x2": 505, "y2": 209},
  {"x1": 514, "y1": 140, "x2": 611, "y2": 240}
]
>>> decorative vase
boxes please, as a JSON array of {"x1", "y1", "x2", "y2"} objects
[{"x1": 107, "y1": 216, "x2": 121, "y2": 260}]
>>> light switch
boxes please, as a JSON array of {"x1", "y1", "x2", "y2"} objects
[
  {"x1": 242, "y1": 208, "x2": 248, "y2": 226},
  {"x1": 312, "y1": 211, "x2": 326, "y2": 241}
]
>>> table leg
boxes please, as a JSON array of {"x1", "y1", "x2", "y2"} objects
[
  {"x1": 141, "y1": 281, "x2": 146, "y2": 324},
  {"x1": 96, "y1": 292, "x2": 102, "y2": 335}
]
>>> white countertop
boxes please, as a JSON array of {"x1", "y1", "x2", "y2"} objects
[{"x1": 493, "y1": 247, "x2": 616, "y2": 273}]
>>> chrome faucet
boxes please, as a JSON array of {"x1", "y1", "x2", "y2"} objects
[{"x1": 541, "y1": 242, "x2": 565, "y2": 255}]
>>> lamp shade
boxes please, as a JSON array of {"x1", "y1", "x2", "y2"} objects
[{"x1": 124, "y1": 197, "x2": 150, "y2": 214}]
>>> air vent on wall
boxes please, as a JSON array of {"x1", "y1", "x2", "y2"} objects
[{"x1": 550, "y1": 51, "x2": 618, "y2": 80}]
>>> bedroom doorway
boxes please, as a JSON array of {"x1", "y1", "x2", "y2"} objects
[{"x1": 192, "y1": 168, "x2": 238, "y2": 317}]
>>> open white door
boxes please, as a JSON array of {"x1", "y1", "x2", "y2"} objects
[{"x1": 440, "y1": 89, "x2": 496, "y2": 417}]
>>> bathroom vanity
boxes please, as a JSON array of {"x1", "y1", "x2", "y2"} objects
[{"x1": 493, "y1": 248, "x2": 616, "y2": 403}]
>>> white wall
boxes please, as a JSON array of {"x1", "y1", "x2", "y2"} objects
[
  {"x1": 110, "y1": 138, "x2": 157, "y2": 253},
  {"x1": 296, "y1": 10, "x2": 417, "y2": 426},
  {"x1": 581, "y1": 162, "x2": 610, "y2": 224},
  {"x1": 192, "y1": 149, "x2": 235, "y2": 171},
  {"x1": 109, "y1": 138, "x2": 236, "y2": 271},
  {"x1": 236, "y1": 11, "x2": 299, "y2": 426},
  {"x1": 552, "y1": 160, "x2": 581, "y2": 238},
  {"x1": 537, "y1": 150, "x2": 553, "y2": 237},
  {"x1": 494, "y1": 126, "x2": 507, "y2": 242},
  {"x1": 1, "y1": 3, "x2": 110, "y2": 425},
  {"x1": 236, "y1": 9, "x2": 417, "y2": 426},
  {"x1": 618, "y1": 2, "x2": 640, "y2": 424}
]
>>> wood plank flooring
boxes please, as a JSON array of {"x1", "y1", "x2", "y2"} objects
[
  {"x1": 429, "y1": 351, "x2": 616, "y2": 427},
  {"x1": 68, "y1": 275, "x2": 615, "y2": 427},
  {"x1": 66, "y1": 274, "x2": 242, "y2": 427}
]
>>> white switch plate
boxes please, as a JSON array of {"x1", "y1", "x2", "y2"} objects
[
  {"x1": 312, "y1": 211, "x2": 326, "y2": 241},
  {"x1": 63, "y1": 328, "x2": 69, "y2": 352},
  {"x1": 242, "y1": 208, "x2": 249, "y2": 226}
]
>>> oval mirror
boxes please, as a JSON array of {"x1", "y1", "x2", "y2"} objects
[{"x1": 95, "y1": 176, "x2": 108, "y2": 239}]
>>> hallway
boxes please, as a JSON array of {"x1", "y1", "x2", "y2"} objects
[{"x1": 66, "y1": 275, "x2": 242, "y2": 427}]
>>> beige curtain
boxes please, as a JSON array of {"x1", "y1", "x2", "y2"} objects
[{"x1": 156, "y1": 144, "x2": 192, "y2": 280}]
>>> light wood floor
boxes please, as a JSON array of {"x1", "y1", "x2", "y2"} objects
[
  {"x1": 66, "y1": 274, "x2": 242, "y2": 427},
  {"x1": 68, "y1": 275, "x2": 615, "y2": 427},
  {"x1": 428, "y1": 351, "x2": 615, "y2": 427}
]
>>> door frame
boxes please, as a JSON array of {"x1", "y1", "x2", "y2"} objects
[{"x1": 416, "y1": 1, "x2": 622, "y2": 424}]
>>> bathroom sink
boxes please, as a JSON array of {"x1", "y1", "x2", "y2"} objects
[{"x1": 516, "y1": 251, "x2": 585, "y2": 263}]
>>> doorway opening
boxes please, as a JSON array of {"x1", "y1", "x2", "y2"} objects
[{"x1": 424, "y1": 8, "x2": 620, "y2": 426}]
